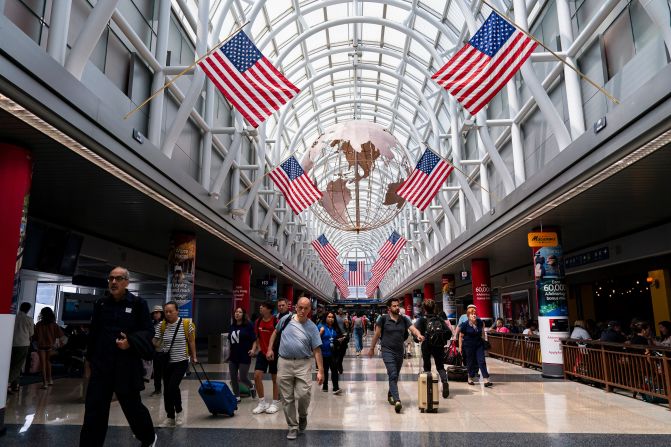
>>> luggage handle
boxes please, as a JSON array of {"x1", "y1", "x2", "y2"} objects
[{"x1": 191, "y1": 361, "x2": 215, "y2": 390}]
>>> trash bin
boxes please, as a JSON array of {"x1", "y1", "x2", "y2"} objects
[{"x1": 208, "y1": 333, "x2": 228, "y2": 364}]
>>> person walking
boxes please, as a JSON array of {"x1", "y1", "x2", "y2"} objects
[
  {"x1": 368, "y1": 298, "x2": 424, "y2": 413},
  {"x1": 250, "y1": 301, "x2": 281, "y2": 414},
  {"x1": 458, "y1": 307, "x2": 492, "y2": 387},
  {"x1": 352, "y1": 312, "x2": 367, "y2": 356},
  {"x1": 8, "y1": 302, "x2": 34, "y2": 393},
  {"x1": 266, "y1": 297, "x2": 323, "y2": 440},
  {"x1": 153, "y1": 301, "x2": 197, "y2": 427},
  {"x1": 33, "y1": 306, "x2": 65, "y2": 389},
  {"x1": 80, "y1": 266, "x2": 156, "y2": 447},
  {"x1": 228, "y1": 306, "x2": 256, "y2": 402},
  {"x1": 414, "y1": 299, "x2": 450, "y2": 398},
  {"x1": 318, "y1": 311, "x2": 342, "y2": 394},
  {"x1": 150, "y1": 305, "x2": 164, "y2": 396}
]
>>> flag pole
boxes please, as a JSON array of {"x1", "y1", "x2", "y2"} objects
[
  {"x1": 123, "y1": 20, "x2": 251, "y2": 120},
  {"x1": 480, "y1": 0, "x2": 619, "y2": 105}
]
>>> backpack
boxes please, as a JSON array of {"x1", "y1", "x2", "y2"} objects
[
  {"x1": 379, "y1": 314, "x2": 410, "y2": 341},
  {"x1": 425, "y1": 316, "x2": 450, "y2": 348},
  {"x1": 161, "y1": 318, "x2": 194, "y2": 355},
  {"x1": 273, "y1": 313, "x2": 293, "y2": 352}
]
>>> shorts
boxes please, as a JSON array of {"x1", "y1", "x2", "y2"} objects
[{"x1": 254, "y1": 353, "x2": 278, "y2": 374}]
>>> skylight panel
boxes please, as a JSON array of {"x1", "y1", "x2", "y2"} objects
[
  {"x1": 384, "y1": 4, "x2": 408, "y2": 23},
  {"x1": 363, "y1": 2, "x2": 385, "y2": 18},
  {"x1": 305, "y1": 31, "x2": 327, "y2": 51},
  {"x1": 361, "y1": 23, "x2": 382, "y2": 44},
  {"x1": 264, "y1": 1, "x2": 294, "y2": 25}
]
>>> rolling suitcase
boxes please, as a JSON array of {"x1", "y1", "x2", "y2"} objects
[
  {"x1": 418, "y1": 371, "x2": 439, "y2": 413},
  {"x1": 192, "y1": 362, "x2": 237, "y2": 416}
]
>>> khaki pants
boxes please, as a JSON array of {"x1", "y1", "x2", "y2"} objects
[{"x1": 277, "y1": 357, "x2": 312, "y2": 430}]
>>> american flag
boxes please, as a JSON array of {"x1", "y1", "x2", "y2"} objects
[
  {"x1": 312, "y1": 235, "x2": 344, "y2": 274},
  {"x1": 396, "y1": 149, "x2": 453, "y2": 211},
  {"x1": 198, "y1": 30, "x2": 300, "y2": 127},
  {"x1": 365, "y1": 278, "x2": 380, "y2": 298},
  {"x1": 348, "y1": 261, "x2": 366, "y2": 286},
  {"x1": 268, "y1": 156, "x2": 322, "y2": 214},
  {"x1": 331, "y1": 271, "x2": 349, "y2": 297},
  {"x1": 432, "y1": 11, "x2": 537, "y2": 115},
  {"x1": 377, "y1": 231, "x2": 407, "y2": 262}
]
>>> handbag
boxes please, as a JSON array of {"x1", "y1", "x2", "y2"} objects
[{"x1": 157, "y1": 318, "x2": 182, "y2": 368}]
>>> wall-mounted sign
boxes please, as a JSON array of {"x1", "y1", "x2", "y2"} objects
[{"x1": 528, "y1": 232, "x2": 559, "y2": 247}]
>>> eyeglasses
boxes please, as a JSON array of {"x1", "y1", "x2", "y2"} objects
[{"x1": 108, "y1": 275, "x2": 128, "y2": 282}]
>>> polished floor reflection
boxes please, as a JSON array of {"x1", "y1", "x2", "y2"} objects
[{"x1": 4, "y1": 340, "x2": 671, "y2": 446}]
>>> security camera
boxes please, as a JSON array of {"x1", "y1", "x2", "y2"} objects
[{"x1": 278, "y1": 262, "x2": 284, "y2": 271}]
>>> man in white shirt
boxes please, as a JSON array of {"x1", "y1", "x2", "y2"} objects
[{"x1": 9, "y1": 302, "x2": 34, "y2": 392}]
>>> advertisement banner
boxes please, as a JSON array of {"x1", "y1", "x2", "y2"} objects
[
  {"x1": 233, "y1": 263, "x2": 251, "y2": 313},
  {"x1": 531, "y1": 228, "x2": 569, "y2": 377},
  {"x1": 167, "y1": 233, "x2": 196, "y2": 318},
  {"x1": 412, "y1": 289, "x2": 422, "y2": 318},
  {"x1": 264, "y1": 276, "x2": 278, "y2": 302},
  {"x1": 471, "y1": 259, "x2": 492, "y2": 319},
  {"x1": 442, "y1": 274, "x2": 456, "y2": 319}
]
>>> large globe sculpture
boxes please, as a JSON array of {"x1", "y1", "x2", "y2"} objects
[{"x1": 301, "y1": 121, "x2": 412, "y2": 232}]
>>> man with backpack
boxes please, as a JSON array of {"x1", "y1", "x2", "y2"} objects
[
  {"x1": 368, "y1": 298, "x2": 424, "y2": 413},
  {"x1": 415, "y1": 299, "x2": 450, "y2": 398}
]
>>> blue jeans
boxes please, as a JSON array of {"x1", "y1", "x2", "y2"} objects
[
  {"x1": 381, "y1": 349, "x2": 404, "y2": 401},
  {"x1": 353, "y1": 328, "x2": 364, "y2": 352}
]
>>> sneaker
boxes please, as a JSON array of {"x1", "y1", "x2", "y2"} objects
[
  {"x1": 394, "y1": 400, "x2": 402, "y2": 414},
  {"x1": 175, "y1": 411, "x2": 184, "y2": 426},
  {"x1": 162, "y1": 417, "x2": 176, "y2": 427},
  {"x1": 48, "y1": 380, "x2": 54, "y2": 386},
  {"x1": 236, "y1": 396, "x2": 242, "y2": 403},
  {"x1": 484, "y1": 381, "x2": 493, "y2": 388},
  {"x1": 387, "y1": 394, "x2": 395, "y2": 405},
  {"x1": 333, "y1": 388, "x2": 342, "y2": 395},
  {"x1": 298, "y1": 416, "x2": 308, "y2": 432},
  {"x1": 252, "y1": 400, "x2": 269, "y2": 414},
  {"x1": 151, "y1": 390, "x2": 162, "y2": 396},
  {"x1": 142, "y1": 433, "x2": 158, "y2": 447},
  {"x1": 442, "y1": 382, "x2": 450, "y2": 398},
  {"x1": 265, "y1": 400, "x2": 281, "y2": 414},
  {"x1": 249, "y1": 386, "x2": 257, "y2": 399},
  {"x1": 286, "y1": 429, "x2": 298, "y2": 440}
]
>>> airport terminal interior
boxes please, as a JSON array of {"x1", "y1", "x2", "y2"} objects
[{"x1": 1, "y1": 0, "x2": 671, "y2": 446}]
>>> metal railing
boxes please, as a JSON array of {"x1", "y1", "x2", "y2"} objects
[
  {"x1": 486, "y1": 332, "x2": 542, "y2": 369},
  {"x1": 562, "y1": 339, "x2": 671, "y2": 406}
]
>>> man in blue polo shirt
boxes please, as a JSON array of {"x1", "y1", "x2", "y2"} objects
[
  {"x1": 368, "y1": 298, "x2": 424, "y2": 413},
  {"x1": 266, "y1": 297, "x2": 323, "y2": 440}
]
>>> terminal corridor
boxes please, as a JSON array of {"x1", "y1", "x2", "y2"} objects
[{"x1": 3, "y1": 340, "x2": 670, "y2": 446}]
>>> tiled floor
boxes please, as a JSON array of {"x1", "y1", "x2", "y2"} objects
[{"x1": 3, "y1": 341, "x2": 670, "y2": 446}]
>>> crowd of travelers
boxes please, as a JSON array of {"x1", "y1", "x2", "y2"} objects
[{"x1": 8, "y1": 266, "x2": 670, "y2": 444}]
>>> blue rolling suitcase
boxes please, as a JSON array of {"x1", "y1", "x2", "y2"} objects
[{"x1": 192, "y1": 362, "x2": 237, "y2": 416}]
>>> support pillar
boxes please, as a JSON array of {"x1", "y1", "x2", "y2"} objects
[
  {"x1": 648, "y1": 269, "x2": 671, "y2": 329},
  {"x1": 423, "y1": 283, "x2": 435, "y2": 302},
  {"x1": 529, "y1": 228, "x2": 569, "y2": 378},
  {"x1": 283, "y1": 283, "x2": 294, "y2": 310},
  {"x1": 404, "y1": 293, "x2": 412, "y2": 317},
  {"x1": 233, "y1": 262, "x2": 251, "y2": 313},
  {"x1": 0, "y1": 144, "x2": 33, "y2": 436},
  {"x1": 471, "y1": 259, "x2": 493, "y2": 321}
]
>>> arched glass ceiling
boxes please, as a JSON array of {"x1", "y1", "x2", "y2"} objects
[
  {"x1": 198, "y1": 0, "x2": 503, "y2": 277},
  {"x1": 207, "y1": 0, "x2": 497, "y2": 157}
]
